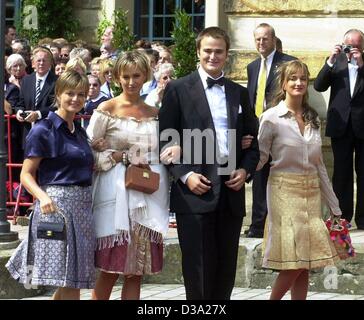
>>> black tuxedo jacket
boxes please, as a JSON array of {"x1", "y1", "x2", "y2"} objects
[
  {"x1": 159, "y1": 70, "x2": 260, "y2": 217},
  {"x1": 314, "y1": 53, "x2": 364, "y2": 138},
  {"x1": 15, "y1": 71, "x2": 57, "y2": 146},
  {"x1": 247, "y1": 51, "x2": 297, "y2": 111}
]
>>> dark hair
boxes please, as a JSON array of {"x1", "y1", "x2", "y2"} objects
[
  {"x1": 272, "y1": 60, "x2": 320, "y2": 129},
  {"x1": 196, "y1": 27, "x2": 230, "y2": 51},
  {"x1": 144, "y1": 48, "x2": 160, "y2": 63},
  {"x1": 5, "y1": 25, "x2": 16, "y2": 34}
]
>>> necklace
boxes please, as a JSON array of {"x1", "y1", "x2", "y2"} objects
[{"x1": 70, "y1": 122, "x2": 75, "y2": 133}]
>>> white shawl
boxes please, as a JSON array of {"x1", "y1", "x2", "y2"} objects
[{"x1": 92, "y1": 162, "x2": 169, "y2": 250}]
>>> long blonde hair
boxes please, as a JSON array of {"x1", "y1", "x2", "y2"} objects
[{"x1": 272, "y1": 60, "x2": 320, "y2": 129}]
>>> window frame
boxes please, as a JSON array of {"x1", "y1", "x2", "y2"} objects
[{"x1": 134, "y1": 0, "x2": 205, "y2": 43}]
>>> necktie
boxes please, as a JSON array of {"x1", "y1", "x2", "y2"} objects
[
  {"x1": 206, "y1": 77, "x2": 225, "y2": 88},
  {"x1": 255, "y1": 58, "x2": 267, "y2": 117},
  {"x1": 35, "y1": 78, "x2": 42, "y2": 106}
]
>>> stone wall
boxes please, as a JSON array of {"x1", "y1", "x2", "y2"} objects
[
  {"x1": 224, "y1": 0, "x2": 364, "y2": 82},
  {"x1": 71, "y1": 0, "x2": 102, "y2": 45}
]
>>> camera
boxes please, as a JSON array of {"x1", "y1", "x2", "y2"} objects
[
  {"x1": 20, "y1": 111, "x2": 30, "y2": 119},
  {"x1": 341, "y1": 44, "x2": 353, "y2": 54}
]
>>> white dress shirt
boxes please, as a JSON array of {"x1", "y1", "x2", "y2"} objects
[
  {"x1": 35, "y1": 70, "x2": 50, "y2": 119},
  {"x1": 348, "y1": 57, "x2": 359, "y2": 97},
  {"x1": 180, "y1": 67, "x2": 229, "y2": 184}
]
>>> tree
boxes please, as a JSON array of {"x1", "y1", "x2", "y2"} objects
[
  {"x1": 171, "y1": 9, "x2": 198, "y2": 78},
  {"x1": 97, "y1": 9, "x2": 135, "y2": 52},
  {"x1": 17, "y1": 0, "x2": 80, "y2": 45}
]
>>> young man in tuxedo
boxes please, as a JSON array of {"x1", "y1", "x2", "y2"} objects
[
  {"x1": 159, "y1": 27, "x2": 260, "y2": 300},
  {"x1": 314, "y1": 29, "x2": 364, "y2": 229},
  {"x1": 245, "y1": 23, "x2": 296, "y2": 238}
]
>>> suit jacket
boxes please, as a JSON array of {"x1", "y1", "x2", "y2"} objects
[
  {"x1": 159, "y1": 70, "x2": 260, "y2": 217},
  {"x1": 314, "y1": 53, "x2": 364, "y2": 138},
  {"x1": 5, "y1": 83, "x2": 20, "y2": 110},
  {"x1": 15, "y1": 71, "x2": 57, "y2": 146},
  {"x1": 247, "y1": 51, "x2": 297, "y2": 111}
]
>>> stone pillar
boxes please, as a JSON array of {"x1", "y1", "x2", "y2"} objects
[
  {"x1": 71, "y1": 0, "x2": 103, "y2": 45},
  {"x1": 205, "y1": 0, "x2": 219, "y2": 27}
]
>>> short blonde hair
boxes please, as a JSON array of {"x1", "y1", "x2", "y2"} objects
[
  {"x1": 99, "y1": 58, "x2": 114, "y2": 84},
  {"x1": 65, "y1": 57, "x2": 87, "y2": 74},
  {"x1": 113, "y1": 50, "x2": 151, "y2": 85},
  {"x1": 32, "y1": 46, "x2": 54, "y2": 66}
]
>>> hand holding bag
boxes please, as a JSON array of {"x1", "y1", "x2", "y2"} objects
[
  {"x1": 37, "y1": 210, "x2": 66, "y2": 241},
  {"x1": 125, "y1": 165, "x2": 160, "y2": 194},
  {"x1": 325, "y1": 217, "x2": 356, "y2": 260}
]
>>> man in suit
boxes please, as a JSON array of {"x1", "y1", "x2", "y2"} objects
[
  {"x1": 245, "y1": 23, "x2": 296, "y2": 238},
  {"x1": 159, "y1": 27, "x2": 260, "y2": 300},
  {"x1": 314, "y1": 29, "x2": 364, "y2": 229},
  {"x1": 15, "y1": 46, "x2": 57, "y2": 145}
]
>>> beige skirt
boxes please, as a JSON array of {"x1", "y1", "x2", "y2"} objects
[{"x1": 262, "y1": 172, "x2": 339, "y2": 270}]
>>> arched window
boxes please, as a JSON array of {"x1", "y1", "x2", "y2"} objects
[{"x1": 135, "y1": 0, "x2": 205, "y2": 45}]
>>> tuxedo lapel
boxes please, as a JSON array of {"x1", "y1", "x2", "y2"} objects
[
  {"x1": 185, "y1": 71, "x2": 215, "y2": 131},
  {"x1": 353, "y1": 74, "x2": 364, "y2": 99},
  {"x1": 224, "y1": 80, "x2": 239, "y2": 130}
]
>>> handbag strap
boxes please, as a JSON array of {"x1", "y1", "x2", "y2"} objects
[{"x1": 26, "y1": 204, "x2": 68, "y2": 281}]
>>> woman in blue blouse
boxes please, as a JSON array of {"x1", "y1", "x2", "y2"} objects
[{"x1": 6, "y1": 70, "x2": 95, "y2": 300}]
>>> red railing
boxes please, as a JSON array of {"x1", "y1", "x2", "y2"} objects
[{"x1": 4, "y1": 114, "x2": 91, "y2": 224}]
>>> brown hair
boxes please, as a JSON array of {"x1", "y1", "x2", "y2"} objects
[
  {"x1": 113, "y1": 50, "x2": 151, "y2": 85},
  {"x1": 272, "y1": 60, "x2": 320, "y2": 129},
  {"x1": 55, "y1": 70, "x2": 89, "y2": 107},
  {"x1": 196, "y1": 27, "x2": 230, "y2": 51}
]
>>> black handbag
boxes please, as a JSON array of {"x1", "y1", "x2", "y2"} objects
[
  {"x1": 37, "y1": 221, "x2": 65, "y2": 240},
  {"x1": 37, "y1": 209, "x2": 66, "y2": 241}
]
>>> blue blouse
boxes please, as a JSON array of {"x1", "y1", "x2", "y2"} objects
[{"x1": 24, "y1": 111, "x2": 94, "y2": 186}]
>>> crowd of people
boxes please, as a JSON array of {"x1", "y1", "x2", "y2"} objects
[{"x1": 3, "y1": 21, "x2": 364, "y2": 301}]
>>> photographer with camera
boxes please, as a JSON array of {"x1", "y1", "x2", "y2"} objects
[
  {"x1": 314, "y1": 29, "x2": 364, "y2": 229},
  {"x1": 15, "y1": 46, "x2": 57, "y2": 148}
]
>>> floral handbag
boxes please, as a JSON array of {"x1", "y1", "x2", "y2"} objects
[{"x1": 325, "y1": 217, "x2": 356, "y2": 260}]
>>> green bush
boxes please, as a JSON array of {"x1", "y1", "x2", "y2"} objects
[
  {"x1": 171, "y1": 9, "x2": 198, "y2": 78},
  {"x1": 17, "y1": 0, "x2": 80, "y2": 45},
  {"x1": 97, "y1": 9, "x2": 135, "y2": 52}
]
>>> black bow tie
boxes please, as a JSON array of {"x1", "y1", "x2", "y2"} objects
[{"x1": 206, "y1": 77, "x2": 225, "y2": 88}]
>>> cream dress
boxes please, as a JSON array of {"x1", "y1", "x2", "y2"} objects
[{"x1": 86, "y1": 110, "x2": 169, "y2": 275}]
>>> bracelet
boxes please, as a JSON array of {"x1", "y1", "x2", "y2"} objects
[
  {"x1": 121, "y1": 151, "x2": 130, "y2": 166},
  {"x1": 110, "y1": 154, "x2": 117, "y2": 167}
]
